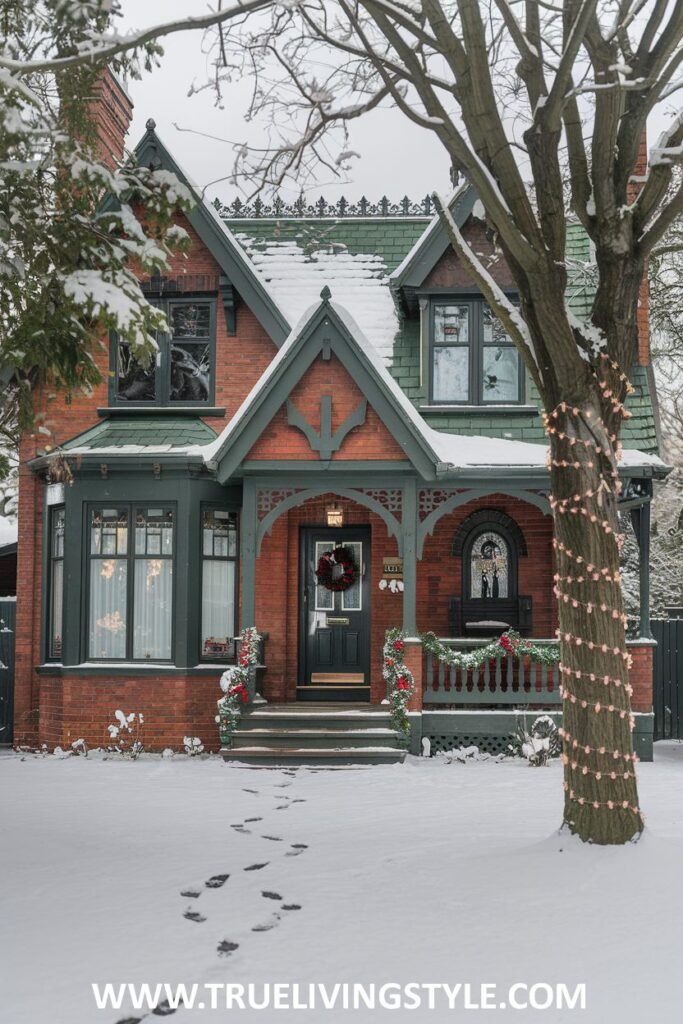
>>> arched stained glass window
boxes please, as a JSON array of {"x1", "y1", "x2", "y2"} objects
[{"x1": 469, "y1": 530, "x2": 510, "y2": 599}]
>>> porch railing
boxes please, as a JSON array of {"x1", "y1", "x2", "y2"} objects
[{"x1": 423, "y1": 638, "x2": 561, "y2": 706}]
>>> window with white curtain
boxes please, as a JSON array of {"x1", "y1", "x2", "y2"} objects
[
  {"x1": 88, "y1": 506, "x2": 175, "y2": 661},
  {"x1": 200, "y1": 508, "x2": 238, "y2": 661},
  {"x1": 48, "y1": 506, "x2": 65, "y2": 660}
]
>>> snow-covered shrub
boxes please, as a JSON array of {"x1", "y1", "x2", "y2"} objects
[
  {"x1": 183, "y1": 736, "x2": 204, "y2": 756},
  {"x1": 71, "y1": 738, "x2": 88, "y2": 757},
  {"x1": 106, "y1": 710, "x2": 145, "y2": 759},
  {"x1": 508, "y1": 714, "x2": 561, "y2": 767}
]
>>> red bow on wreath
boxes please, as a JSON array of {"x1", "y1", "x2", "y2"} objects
[{"x1": 315, "y1": 546, "x2": 358, "y2": 592}]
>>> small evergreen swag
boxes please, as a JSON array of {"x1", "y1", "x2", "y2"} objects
[
  {"x1": 382, "y1": 628, "x2": 415, "y2": 734},
  {"x1": 215, "y1": 627, "x2": 261, "y2": 745},
  {"x1": 421, "y1": 629, "x2": 560, "y2": 670}
]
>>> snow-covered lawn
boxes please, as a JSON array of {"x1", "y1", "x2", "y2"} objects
[{"x1": 2, "y1": 746, "x2": 683, "y2": 1023}]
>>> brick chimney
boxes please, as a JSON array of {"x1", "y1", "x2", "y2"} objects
[
  {"x1": 628, "y1": 130, "x2": 650, "y2": 367},
  {"x1": 89, "y1": 68, "x2": 134, "y2": 172}
]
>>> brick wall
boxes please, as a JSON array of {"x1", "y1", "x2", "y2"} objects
[
  {"x1": 628, "y1": 642, "x2": 653, "y2": 713},
  {"x1": 425, "y1": 220, "x2": 516, "y2": 290},
  {"x1": 89, "y1": 70, "x2": 133, "y2": 171},
  {"x1": 247, "y1": 353, "x2": 407, "y2": 461},
  {"x1": 418, "y1": 494, "x2": 557, "y2": 638},
  {"x1": 36, "y1": 675, "x2": 223, "y2": 753}
]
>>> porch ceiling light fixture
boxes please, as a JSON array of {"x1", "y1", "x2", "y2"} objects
[{"x1": 326, "y1": 504, "x2": 344, "y2": 528}]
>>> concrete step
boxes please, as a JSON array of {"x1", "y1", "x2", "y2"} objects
[
  {"x1": 221, "y1": 746, "x2": 407, "y2": 766},
  {"x1": 230, "y1": 728, "x2": 403, "y2": 751},
  {"x1": 240, "y1": 710, "x2": 393, "y2": 732}
]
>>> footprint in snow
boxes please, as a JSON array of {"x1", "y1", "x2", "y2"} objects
[
  {"x1": 244, "y1": 862, "x2": 269, "y2": 871},
  {"x1": 217, "y1": 940, "x2": 239, "y2": 957},
  {"x1": 282, "y1": 904, "x2": 302, "y2": 911},
  {"x1": 152, "y1": 999, "x2": 177, "y2": 1016},
  {"x1": 275, "y1": 782, "x2": 292, "y2": 788},
  {"x1": 275, "y1": 804, "x2": 290, "y2": 810},
  {"x1": 180, "y1": 888, "x2": 201, "y2": 899},
  {"x1": 231, "y1": 825, "x2": 251, "y2": 833},
  {"x1": 205, "y1": 874, "x2": 230, "y2": 889},
  {"x1": 286, "y1": 843, "x2": 308, "y2": 857},
  {"x1": 245, "y1": 816, "x2": 263, "y2": 823},
  {"x1": 183, "y1": 910, "x2": 207, "y2": 923},
  {"x1": 291, "y1": 798, "x2": 307, "y2": 804},
  {"x1": 243, "y1": 788, "x2": 259, "y2": 794},
  {"x1": 114, "y1": 1018, "x2": 142, "y2": 1024},
  {"x1": 261, "y1": 835, "x2": 283, "y2": 842},
  {"x1": 262, "y1": 890, "x2": 283, "y2": 901},
  {"x1": 252, "y1": 916, "x2": 280, "y2": 933}
]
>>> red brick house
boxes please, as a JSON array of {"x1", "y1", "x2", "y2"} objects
[{"x1": 12, "y1": 75, "x2": 666, "y2": 760}]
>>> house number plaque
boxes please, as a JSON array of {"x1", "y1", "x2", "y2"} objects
[{"x1": 383, "y1": 557, "x2": 403, "y2": 579}]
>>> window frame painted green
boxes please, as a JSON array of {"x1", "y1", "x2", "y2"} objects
[
  {"x1": 426, "y1": 293, "x2": 524, "y2": 407},
  {"x1": 84, "y1": 502, "x2": 177, "y2": 663},
  {"x1": 45, "y1": 505, "x2": 65, "y2": 662},
  {"x1": 109, "y1": 296, "x2": 217, "y2": 409},
  {"x1": 199, "y1": 504, "x2": 239, "y2": 664}
]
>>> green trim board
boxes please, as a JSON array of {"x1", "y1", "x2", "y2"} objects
[{"x1": 132, "y1": 126, "x2": 291, "y2": 347}]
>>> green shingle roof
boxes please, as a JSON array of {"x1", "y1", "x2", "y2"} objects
[
  {"x1": 62, "y1": 417, "x2": 216, "y2": 451},
  {"x1": 226, "y1": 212, "x2": 658, "y2": 456}
]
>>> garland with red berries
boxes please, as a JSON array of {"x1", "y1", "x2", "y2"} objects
[
  {"x1": 215, "y1": 627, "x2": 261, "y2": 746},
  {"x1": 421, "y1": 629, "x2": 560, "y2": 669},
  {"x1": 383, "y1": 628, "x2": 415, "y2": 734},
  {"x1": 315, "y1": 546, "x2": 358, "y2": 592}
]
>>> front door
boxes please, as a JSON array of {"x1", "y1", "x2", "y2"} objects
[{"x1": 299, "y1": 527, "x2": 370, "y2": 701}]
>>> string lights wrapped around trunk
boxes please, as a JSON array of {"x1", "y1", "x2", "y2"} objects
[
  {"x1": 544, "y1": 353, "x2": 643, "y2": 841},
  {"x1": 215, "y1": 627, "x2": 261, "y2": 746}
]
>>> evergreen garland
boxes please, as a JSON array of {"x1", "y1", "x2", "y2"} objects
[
  {"x1": 215, "y1": 627, "x2": 261, "y2": 745},
  {"x1": 421, "y1": 629, "x2": 560, "y2": 669},
  {"x1": 382, "y1": 628, "x2": 415, "y2": 734}
]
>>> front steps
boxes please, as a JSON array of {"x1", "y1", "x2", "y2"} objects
[{"x1": 222, "y1": 704, "x2": 407, "y2": 766}]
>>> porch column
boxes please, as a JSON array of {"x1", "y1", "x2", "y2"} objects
[
  {"x1": 402, "y1": 478, "x2": 418, "y2": 636},
  {"x1": 635, "y1": 501, "x2": 652, "y2": 640},
  {"x1": 240, "y1": 478, "x2": 257, "y2": 630}
]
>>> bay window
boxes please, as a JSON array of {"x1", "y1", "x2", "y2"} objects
[{"x1": 88, "y1": 506, "x2": 174, "y2": 661}]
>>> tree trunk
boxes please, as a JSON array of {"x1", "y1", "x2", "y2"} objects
[{"x1": 548, "y1": 396, "x2": 643, "y2": 844}]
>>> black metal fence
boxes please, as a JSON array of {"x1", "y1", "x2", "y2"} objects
[
  {"x1": 652, "y1": 618, "x2": 683, "y2": 740},
  {"x1": 0, "y1": 599, "x2": 16, "y2": 745}
]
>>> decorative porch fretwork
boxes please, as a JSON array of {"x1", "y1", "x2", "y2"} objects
[
  {"x1": 361, "y1": 488, "x2": 403, "y2": 516},
  {"x1": 256, "y1": 488, "x2": 303, "y2": 519},
  {"x1": 418, "y1": 488, "x2": 462, "y2": 520}
]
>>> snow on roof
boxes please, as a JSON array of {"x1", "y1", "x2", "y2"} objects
[{"x1": 235, "y1": 234, "x2": 399, "y2": 364}]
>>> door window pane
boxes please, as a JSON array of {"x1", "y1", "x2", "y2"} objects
[
  {"x1": 314, "y1": 542, "x2": 335, "y2": 611},
  {"x1": 341, "y1": 541, "x2": 362, "y2": 611}
]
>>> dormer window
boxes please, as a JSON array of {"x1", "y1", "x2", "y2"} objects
[
  {"x1": 430, "y1": 298, "x2": 523, "y2": 405},
  {"x1": 112, "y1": 298, "x2": 216, "y2": 407}
]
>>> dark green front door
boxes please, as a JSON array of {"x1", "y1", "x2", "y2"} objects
[{"x1": 299, "y1": 527, "x2": 370, "y2": 701}]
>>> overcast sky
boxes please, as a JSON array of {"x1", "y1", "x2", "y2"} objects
[{"x1": 118, "y1": 0, "x2": 451, "y2": 206}]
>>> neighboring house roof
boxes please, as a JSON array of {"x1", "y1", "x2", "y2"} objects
[
  {"x1": 132, "y1": 124, "x2": 291, "y2": 347},
  {"x1": 61, "y1": 417, "x2": 216, "y2": 454}
]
